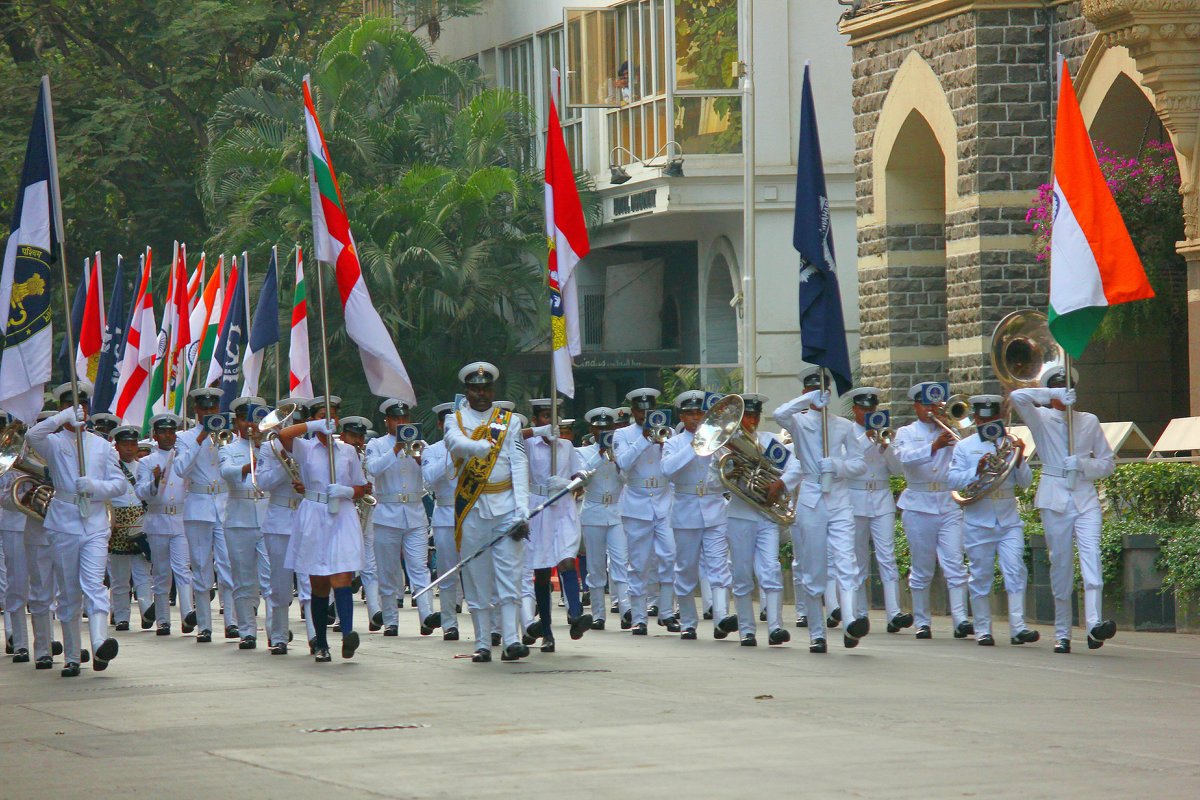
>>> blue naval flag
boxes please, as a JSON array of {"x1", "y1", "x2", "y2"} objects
[
  {"x1": 214, "y1": 260, "x2": 248, "y2": 412},
  {"x1": 91, "y1": 254, "x2": 129, "y2": 413},
  {"x1": 793, "y1": 64, "x2": 852, "y2": 397}
]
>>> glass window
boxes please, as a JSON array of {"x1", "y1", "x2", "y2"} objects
[
  {"x1": 674, "y1": 0, "x2": 738, "y2": 92},
  {"x1": 674, "y1": 95, "x2": 742, "y2": 154},
  {"x1": 564, "y1": 8, "x2": 621, "y2": 108}
]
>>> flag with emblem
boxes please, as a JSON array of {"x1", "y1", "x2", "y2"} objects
[
  {"x1": 303, "y1": 75, "x2": 415, "y2": 404},
  {"x1": 289, "y1": 244, "x2": 312, "y2": 398},
  {"x1": 213, "y1": 255, "x2": 248, "y2": 411},
  {"x1": 75, "y1": 252, "x2": 105, "y2": 382},
  {"x1": 91, "y1": 253, "x2": 128, "y2": 413},
  {"x1": 242, "y1": 245, "x2": 279, "y2": 397},
  {"x1": 114, "y1": 249, "x2": 157, "y2": 426}
]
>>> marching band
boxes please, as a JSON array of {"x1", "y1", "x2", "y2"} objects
[{"x1": 1, "y1": 320, "x2": 1124, "y2": 676}]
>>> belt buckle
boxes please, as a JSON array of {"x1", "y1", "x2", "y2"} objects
[{"x1": 695, "y1": 485, "x2": 706, "y2": 497}]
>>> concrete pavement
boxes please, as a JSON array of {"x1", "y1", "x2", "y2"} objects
[{"x1": 2, "y1": 604, "x2": 1199, "y2": 799}]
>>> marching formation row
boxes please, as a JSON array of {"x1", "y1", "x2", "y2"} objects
[{"x1": 0, "y1": 355, "x2": 1117, "y2": 676}]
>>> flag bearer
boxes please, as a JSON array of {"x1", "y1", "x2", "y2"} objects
[{"x1": 135, "y1": 413, "x2": 194, "y2": 636}]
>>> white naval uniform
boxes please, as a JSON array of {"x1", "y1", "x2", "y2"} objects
[
  {"x1": 219, "y1": 436, "x2": 269, "y2": 639},
  {"x1": 948, "y1": 431, "x2": 1034, "y2": 638},
  {"x1": 849, "y1": 425, "x2": 905, "y2": 621},
  {"x1": 726, "y1": 430, "x2": 801, "y2": 638},
  {"x1": 522, "y1": 435, "x2": 583, "y2": 628},
  {"x1": 422, "y1": 438, "x2": 461, "y2": 633},
  {"x1": 577, "y1": 443, "x2": 629, "y2": 622},
  {"x1": 285, "y1": 436, "x2": 367, "y2": 575},
  {"x1": 135, "y1": 445, "x2": 194, "y2": 629},
  {"x1": 25, "y1": 420, "x2": 126, "y2": 664},
  {"x1": 442, "y1": 406, "x2": 530, "y2": 652},
  {"x1": 0, "y1": 470, "x2": 30, "y2": 655},
  {"x1": 660, "y1": 428, "x2": 731, "y2": 633},
  {"x1": 613, "y1": 423, "x2": 675, "y2": 626},
  {"x1": 774, "y1": 396, "x2": 866, "y2": 643},
  {"x1": 366, "y1": 434, "x2": 433, "y2": 625},
  {"x1": 173, "y1": 430, "x2": 234, "y2": 634},
  {"x1": 108, "y1": 460, "x2": 152, "y2": 625},
  {"x1": 892, "y1": 419, "x2": 968, "y2": 630},
  {"x1": 1010, "y1": 389, "x2": 1115, "y2": 641},
  {"x1": 255, "y1": 440, "x2": 300, "y2": 646}
]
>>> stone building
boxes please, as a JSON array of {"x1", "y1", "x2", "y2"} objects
[{"x1": 840, "y1": 0, "x2": 1200, "y2": 437}]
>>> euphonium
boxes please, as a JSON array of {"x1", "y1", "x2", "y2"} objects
[
  {"x1": 0, "y1": 427, "x2": 54, "y2": 520},
  {"x1": 692, "y1": 395, "x2": 796, "y2": 526}
]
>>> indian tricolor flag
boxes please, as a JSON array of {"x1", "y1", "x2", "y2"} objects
[
  {"x1": 303, "y1": 75, "x2": 415, "y2": 404},
  {"x1": 289, "y1": 244, "x2": 312, "y2": 398},
  {"x1": 1048, "y1": 61, "x2": 1154, "y2": 358},
  {"x1": 114, "y1": 249, "x2": 157, "y2": 427},
  {"x1": 544, "y1": 70, "x2": 589, "y2": 398}
]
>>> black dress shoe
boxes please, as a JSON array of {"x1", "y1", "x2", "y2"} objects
[
  {"x1": 590, "y1": 618, "x2": 605, "y2": 631},
  {"x1": 887, "y1": 612, "x2": 914, "y2": 633},
  {"x1": 332, "y1": 621, "x2": 342, "y2": 633},
  {"x1": 288, "y1": 631, "x2": 294, "y2": 642},
  {"x1": 491, "y1": 632, "x2": 502, "y2": 647},
  {"x1": 1054, "y1": 639, "x2": 1071, "y2": 654},
  {"x1": 225, "y1": 625, "x2": 239, "y2": 639},
  {"x1": 769, "y1": 628, "x2": 791, "y2": 645},
  {"x1": 12, "y1": 648, "x2": 30, "y2": 663},
  {"x1": 610, "y1": 600, "x2": 619, "y2": 614},
  {"x1": 239, "y1": 636, "x2": 256, "y2": 650},
  {"x1": 4, "y1": 635, "x2": 11, "y2": 655},
  {"x1": 314, "y1": 648, "x2": 332, "y2": 662},
  {"x1": 796, "y1": 615, "x2": 808, "y2": 628},
  {"x1": 569, "y1": 614, "x2": 593, "y2": 640},
  {"x1": 197, "y1": 630, "x2": 212, "y2": 643},
  {"x1": 631, "y1": 623, "x2": 647, "y2": 636},
  {"x1": 954, "y1": 621, "x2": 975, "y2": 639},
  {"x1": 342, "y1": 630, "x2": 360, "y2": 659},
  {"x1": 740, "y1": 634, "x2": 758, "y2": 647},
  {"x1": 61, "y1": 662, "x2": 80, "y2": 677},
  {"x1": 978, "y1": 634, "x2": 995, "y2": 646},
  {"x1": 96, "y1": 637, "x2": 119, "y2": 663},
  {"x1": 1087, "y1": 635, "x2": 1104, "y2": 650},
  {"x1": 52, "y1": 640, "x2": 63, "y2": 656},
  {"x1": 715, "y1": 615, "x2": 739, "y2": 640},
  {"x1": 648, "y1": 604, "x2": 659, "y2": 617},
  {"x1": 142, "y1": 604, "x2": 156, "y2": 629},
  {"x1": 759, "y1": 609, "x2": 767, "y2": 622},
  {"x1": 843, "y1": 633, "x2": 860, "y2": 649},
  {"x1": 703, "y1": 606, "x2": 713, "y2": 620},
  {"x1": 420, "y1": 612, "x2": 442, "y2": 636},
  {"x1": 581, "y1": 591, "x2": 590, "y2": 607},
  {"x1": 680, "y1": 627, "x2": 697, "y2": 640},
  {"x1": 541, "y1": 638, "x2": 556, "y2": 653},
  {"x1": 81, "y1": 649, "x2": 90, "y2": 663},
  {"x1": 270, "y1": 643, "x2": 288, "y2": 655},
  {"x1": 620, "y1": 615, "x2": 632, "y2": 631},
  {"x1": 156, "y1": 624, "x2": 171, "y2": 636},
  {"x1": 915, "y1": 625, "x2": 932, "y2": 640},
  {"x1": 845, "y1": 616, "x2": 870, "y2": 640},
  {"x1": 1091, "y1": 620, "x2": 1117, "y2": 641},
  {"x1": 501, "y1": 642, "x2": 526, "y2": 661},
  {"x1": 308, "y1": 637, "x2": 317, "y2": 654},
  {"x1": 1011, "y1": 629, "x2": 1040, "y2": 645},
  {"x1": 35, "y1": 656, "x2": 53, "y2": 669},
  {"x1": 369, "y1": 612, "x2": 383, "y2": 632},
  {"x1": 443, "y1": 627, "x2": 460, "y2": 641},
  {"x1": 472, "y1": 649, "x2": 491, "y2": 663},
  {"x1": 826, "y1": 607, "x2": 842, "y2": 628},
  {"x1": 456, "y1": 604, "x2": 463, "y2": 614},
  {"x1": 383, "y1": 625, "x2": 398, "y2": 637},
  {"x1": 809, "y1": 638, "x2": 827, "y2": 654},
  {"x1": 182, "y1": 612, "x2": 196, "y2": 634},
  {"x1": 661, "y1": 616, "x2": 681, "y2": 633},
  {"x1": 397, "y1": 597, "x2": 404, "y2": 609},
  {"x1": 114, "y1": 620, "x2": 130, "y2": 632},
  {"x1": 523, "y1": 620, "x2": 543, "y2": 645}
]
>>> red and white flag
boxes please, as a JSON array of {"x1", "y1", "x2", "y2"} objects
[
  {"x1": 114, "y1": 248, "x2": 157, "y2": 426},
  {"x1": 75, "y1": 252, "x2": 105, "y2": 382},
  {"x1": 303, "y1": 75, "x2": 415, "y2": 404},
  {"x1": 205, "y1": 256, "x2": 239, "y2": 387},
  {"x1": 289, "y1": 244, "x2": 313, "y2": 398}
]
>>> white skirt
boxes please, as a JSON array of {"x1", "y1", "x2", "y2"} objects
[
  {"x1": 285, "y1": 498, "x2": 365, "y2": 576},
  {"x1": 526, "y1": 492, "x2": 582, "y2": 569}
]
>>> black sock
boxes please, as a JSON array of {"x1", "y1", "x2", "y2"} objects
[{"x1": 311, "y1": 594, "x2": 330, "y2": 650}]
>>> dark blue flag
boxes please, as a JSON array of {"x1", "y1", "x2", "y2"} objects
[
  {"x1": 58, "y1": 271, "x2": 86, "y2": 384},
  {"x1": 242, "y1": 247, "x2": 279, "y2": 396},
  {"x1": 214, "y1": 262, "x2": 247, "y2": 411},
  {"x1": 794, "y1": 64, "x2": 852, "y2": 397},
  {"x1": 91, "y1": 254, "x2": 128, "y2": 413}
]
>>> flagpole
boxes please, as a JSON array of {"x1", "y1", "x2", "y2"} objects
[
  {"x1": 273, "y1": 244, "x2": 281, "y2": 403},
  {"x1": 819, "y1": 369, "x2": 831, "y2": 493},
  {"x1": 314, "y1": 255, "x2": 338, "y2": 509},
  {"x1": 40, "y1": 75, "x2": 88, "y2": 512},
  {"x1": 740, "y1": 0, "x2": 757, "y2": 393}
]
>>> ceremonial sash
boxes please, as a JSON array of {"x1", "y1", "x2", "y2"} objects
[{"x1": 453, "y1": 407, "x2": 511, "y2": 547}]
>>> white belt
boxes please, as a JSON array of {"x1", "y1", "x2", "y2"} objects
[
  {"x1": 434, "y1": 498, "x2": 454, "y2": 508},
  {"x1": 587, "y1": 492, "x2": 617, "y2": 505},
  {"x1": 986, "y1": 489, "x2": 1016, "y2": 501},
  {"x1": 187, "y1": 483, "x2": 222, "y2": 495},
  {"x1": 675, "y1": 484, "x2": 714, "y2": 497},
  {"x1": 638, "y1": 478, "x2": 663, "y2": 489},
  {"x1": 531, "y1": 484, "x2": 551, "y2": 496},
  {"x1": 849, "y1": 479, "x2": 887, "y2": 491},
  {"x1": 907, "y1": 481, "x2": 947, "y2": 492},
  {"x1": 375, "y1": 492, "x2": 420, "y2": 504},
  {"x1": 304, "y1": 490, "x2": 330, "y2": 504},
  {"x1": 1040, "y1": 466, "x2": 1067, "y2": 477},
  {"x1": 228, "y1": 490, "x2": 263, "y2": 500},
  {"x1": 147, "y1": 504, "x2": 180, "y2": 515},
  {"x1": 269, "y1": 497, "x2": 300, "y2": 511}
]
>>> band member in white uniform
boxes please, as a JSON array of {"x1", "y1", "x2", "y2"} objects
[
  {"x1": 441, "y1": 362, "x2": 531, "y2": 663},
  {"x1": 175, "y1": 387, "x2": 236, "y2": 642},
  {"x1": 277, "y1": 395, "x2": 369, "y2": 662},
  {"x1": 27, "y1": 381, "x2": 126, "y2": 677},
  {"x1": 0, "y1": 412, "x2": 32, "y2": 663},
  {"x1": 613, "y1": 388, "x2": 676, "y2": 635},
  {"x1": 948, "y1": 395, "x2": 1040, "y2": 646},
  {"x1": 845, "y1": 388, "x2": 914, "y2": 633},
  {"x1": 1010, "y1": 369, "x2": 1117, "y2": 653},
  {"x1": 421, "y1": 402, "x2": 461, "y2": 641},
  {"x1": 892, "y1": 381, "x2": 972, "y2": 640},
  {"x1": 335, "y1": 415, "x2": 382, "y2": 633},
  {"x1": 576, "y1": 407, "x2": 629, "y2": 630},
  {"x1": 367, "y1": 398, "x2": 440, "y2": 636},
  {"x1": 107, "y1": 425, "x2": 153, "y2": 631},
  {"x1": 136, "y1": 413, "x2": 194, "y2": 636},
  {"x1": 254, "y1": 409, "x2": 303, "y2": 655},
  {"x1": 773, "y1": 380, "x2": 869, "y2": 652},
  {"x1": 786, "y1": 370, "x2": 823, "y2": 626},
  {"x1": 219, "y1": 396, "x2": 270, "y2": 650}
]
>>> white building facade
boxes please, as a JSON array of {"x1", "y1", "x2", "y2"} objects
[{"x1": 433, "y1": 0, "x2": 858, "y2": 409}]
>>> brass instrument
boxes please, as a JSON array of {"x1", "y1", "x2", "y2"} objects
[
  {"x1": 0, "y1": 427, "x2": 54, "y2": 520},
  {"x1": 581, "y1": 433, "x2": 595, "y2": 446},
  {"x1": 952, "y1": 432, "x2": 1020, "y2": 505},
  {"x1": 930, "y1": 394, "x2": 973, "y2": 441},
  {"x1": 693, "y1": 395, "x2": 796, "y2": 526},
  {"x1": 247, "y1": 402, "x2": 298, "y2": 495},
  {"x1": 867, "y1": 428, "x2": 893, "y2": 445},
  {"x1": 403, "y1": 440, "x2": 425, "y2": 458},
  {"x1": 355, "y1": 443, "x2": 377, "y2": 508}
]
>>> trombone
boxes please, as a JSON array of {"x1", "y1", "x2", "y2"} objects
[
  {"x1": 251, "y1": 402, "x2": 298, "y2": 494},
  {"x1": 930, "y1": 394, "x2": 973, "y2": 441}
]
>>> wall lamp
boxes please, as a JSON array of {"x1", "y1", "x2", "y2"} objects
[{"x1": 608, "y1": 141, "x2": 685, "y2": 185}]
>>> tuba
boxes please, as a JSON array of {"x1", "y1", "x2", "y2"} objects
[
  {"x1": 0, "y1": 427, "x2": 54, "y2": 520},
  {"x1": 692, "y1": 395, "x2": 796, "y2": 525}
]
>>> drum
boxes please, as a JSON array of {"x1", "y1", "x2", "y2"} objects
[{"x1": 109, "y1": 504, "x2": 147, "y2": 555}]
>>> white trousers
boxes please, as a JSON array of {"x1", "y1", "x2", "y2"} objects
[
  {"x1": 582, "y1": 522, "x2": 628, "y2": 620},
  {"x1": 361, "y1": 518, "x2": 382, "y2": 618},
  {"x1": 263, "y1": 532, "x2": 293, "y2": 646},
  {"x1": 1, "y1": 528, "x2": 28, "y2": 652},
  {"x1": 854, "y1": 512, "x2": 903, "y2": 618},
  {"x1": 623, "y1": 514, "x2": 674, "y2": 626},
  {"x1": 902, "y1": 508, "x2": 968, "y2": 628},
  {"x1": 964, "y1": 523, "x2": 1028, "y2": 637},
  {"x1": 460, "y1": 511, "x2": 524, "y2": 651},
  {"x1": 375, "y1": 522, "x2": 433, "y2": 624},
  {"x1": 432, "y1": 524, "x2": 460, "y2": 632},
  {"x1": 728, "y1": 517, "x2": 783, "y2": 636},
  {"x1": 1041, "y1": 506, "x2": 1104, "y2": 640},
  {"x1": 49, "y1": 528, "x2": 110, "y2": 664},
  {"x1": 107, "y1": 553, "x2": 152, "y2": 624},
  {"x1": 793, "y1": 499, "x2": 858, "y2": 642},
  {"x1": 20, "y1": 535, "x2": 54, "y2": 658},
  {"x1": 224, "y1": 526, "x2": 263, "y2": 638},
  {"x1": 148, "y1": 533, "x2": 193, "y2": 627},
  {"x1": 672, "y1": 524, "x2": 731, "y2": 631},
  {"x1": 184, "y1": 520, "x2": 235, "y2": 633}
]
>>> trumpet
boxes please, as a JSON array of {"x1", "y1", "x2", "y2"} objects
[
  {"x1": 867, "y1": 428, "x2": 893, "y2": 445},
  {"x1": 648, "y1": 426, "x2": 673, "y2": 444},
  {"x1": 355, "y1": 445, "x2": 377, "y2": 508},
  {"x1": 402, "y1": 440, "x2": 425, "y2": 458}
]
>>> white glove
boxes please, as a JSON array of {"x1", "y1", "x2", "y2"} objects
[
  {"x1": 819, "y1": 457, "x2": 835, "y2": 475},
  {"x1": 55, "y1": 405, "x2": 85, "y2": 426},
  {"x1": 531, "y1": 424, "x2": 554, "y2": 438},
  {"x1": 1063, "y1": 455, "x2": 1080, "y2": 472},
  {"x1": 306, "y1": 419, "x2": 335, "y2": 435},
  {"x1": 548, "y1": 476, "x2": 571, "y2": 494},
  {"x1": 74, "y1": 476, "x2": 95, "y2": 494},
  {"x1": 514, "y1": 506, "x2": 530, "y2": 523},
  {"x1": 465, "y1": 439, "x2": 493, "y2": 458},
  {"x1": 326, "y1": 484, "x2": 354, "y2": 500},
  {"x1": 1063, "y1": 388, "x2": 1077, "y2": 406},
  {"x1": 805, "y1": 390, "x2": 831, "y2": 410}
]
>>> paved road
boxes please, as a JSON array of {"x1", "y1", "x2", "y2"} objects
[{"x1": 2, "y1": 605, "x2": 1199, "y2": 799}]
